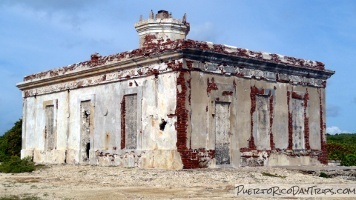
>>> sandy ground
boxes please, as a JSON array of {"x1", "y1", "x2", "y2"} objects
[{"x1": 0, "y1": 165, "x2": 355, "y2": 200}]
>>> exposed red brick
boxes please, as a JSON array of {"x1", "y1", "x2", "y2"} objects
[
  {"x1": 207, "y1": 78, "x2": 218, "y2": 94},
  {"x1": 270, "y1": 54, "x2": 281, "y2": 63},
  {"x1": 292, "y1": 92, "x2": 303, "y2": 100},
  {"x1": 249, "y1": 86, "x2": 275, "y2": 151},
  {"x1": 288, "y1": 90, "x2": 310, "y2": 150},
  {"x1": 186, "y1": 60, "x2": 193, "y2": 69},
  {"x1": 318, "y1": 88, "x2": 328, "y2": 164},
  {"x1": 236, "y1": 72, "x2": 244, "y2": 77},
  {"x1": 23, "y1": 39, "x2": 328, "y2": 83},
  {"x1": 249, "y1": 87, "x2": 256, "y2": 150},
  {"x1": 142, "y1": 34, "x2": 157, "y2": 47},
  {"x1": 176, "y1": 70, "x2": 214, "y2": 169},
  {"x1": 187, "y1": 77, "x2": 191, "y2": 105},
  {"x1": 176, "y1": 70, "x2": 190, "y2": 167},
  {"x1": 237, "y1": 48, "x2": 250, "y2": 57},
  {"x1": 249, "y1": 86, "x2": 265, "y2": 150},
  {"x1": 120, "y1": 96, "x2": 126, "y2": 149},
  {"x1": 287, "y1": 91, "x2": 293, "y2": 150},
  {"x1": 167, "y1": 114, "x2": 176, "y2": 118},
  {"x1": 304, "y1": 90, "x2": 310, "y2": 149},
  {"x1": 269, "y1": 90, "x2": 275, "y2": 149},
  {"x1": 222, "y1": 91, "x2": 233, "y2": 96}
]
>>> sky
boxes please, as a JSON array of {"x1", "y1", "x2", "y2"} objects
[{"x1": 0, "y1": 0, "x2": 355, "y2": 135}]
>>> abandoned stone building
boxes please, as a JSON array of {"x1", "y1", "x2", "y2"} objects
[{"x1": 17, "y1": 10, "x2": 334, "y2": 169}]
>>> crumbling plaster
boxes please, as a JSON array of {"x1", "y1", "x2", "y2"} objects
[{"x1": 21, "y1": 71, "x2": 183, "y2": 168}]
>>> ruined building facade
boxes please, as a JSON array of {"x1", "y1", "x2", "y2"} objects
[{"x1": 17, "y1": 10, "x2": 334, "y2": 169}]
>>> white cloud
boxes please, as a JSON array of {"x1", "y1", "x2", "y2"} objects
[
  {"x1": 326, "y1": 104, "x2": 340, "y2": 117},
  {"x1": 1, "y1": 0, "x2": 100, "y2": 31},
  {"x1": 0, "y1": 0, "x2": 98, "y2": 12},
  {"x1": 326, "y1": 126, "x2": 350, "y2": 135},
  {"x1": 189, "y1": 22, "x2": 219, "y2": 42}
]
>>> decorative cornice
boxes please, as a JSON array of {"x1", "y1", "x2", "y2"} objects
[
  {"x1": 17, "y1": 39, "x2": 335, "y2": 95},
  {"x1": 17, "y1": 52, "x2": 183, "y2": 91}
]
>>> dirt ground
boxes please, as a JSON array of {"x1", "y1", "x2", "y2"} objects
[{"x1": 0, "y1": 165, "x2": 355, "y2": 200}]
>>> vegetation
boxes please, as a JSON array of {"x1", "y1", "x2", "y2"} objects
[
  {"x1": 326, "y1": 133, "x2": 356, "y2": 166},
  {"x1": 0, "y1": 156, "x2": 35, "y2": 173},
  {"x1": 0, "y1": 119, "x2": 22, "y2": 162},
  {"x1": 319, "y1": 172, "x2": 331, "y2": 178},
  {"x1": 0, "y1": 119, "x2": 36, "y2": 173},
  {"x1": 0, "y1": 195, "x2": 41, "y2": 200},
  {"x1": 261, "y1": 172, "x2": 286, "y2": 178}
]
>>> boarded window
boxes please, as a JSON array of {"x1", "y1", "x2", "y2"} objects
[
  {"x1": 45, "y1": 105, "x2": 55, "y2": 151},
  {"x1": 254, "y1": 95, "x2": 270, "y2": 149},
  {"x1": 215, "y1": 102, "x2": 231, "y2": 165},
  {"x1": 80, "y1": 101, "x2": 91, "y2": 162},
  {"x1": 292, "y1": 99, "x2": 305, "y2": 150},
  {"x1": 122, "y1": 94, "x2": 137, "y2": 149}
]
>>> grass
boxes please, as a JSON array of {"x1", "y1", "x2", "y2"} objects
[
  {"x1": 0, "y1": 195, "x2": 41, "y2": 200},
  {"x1": 261, "y1": 172, "x2": 287, "y2": 178},
  {"x1": 34, "y1": 164, "x2": 48, "y2": 170},
  {"x1": 319, "y1": 172, "x2": 332, "y2": 178}
]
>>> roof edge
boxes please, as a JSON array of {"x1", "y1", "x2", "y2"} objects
[{"x1": 20, "y1": 39, "x2": 333, "y2": 84}]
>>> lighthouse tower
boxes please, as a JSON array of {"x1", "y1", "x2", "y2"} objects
[{"x1": 134, "y1": 10, "x2": 190, "y2": 48}]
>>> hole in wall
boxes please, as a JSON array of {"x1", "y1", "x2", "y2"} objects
[
  {"x1": 86, "y1": 142, "x2": 90, "y2": 160},
  {"x1": 159, "y1": 119, "x2": 167, "y2": 131},
  {"x1": 84, "y1": 110, "x2": 90, "y2": 118},
  {"x1": 64, "y1": 150, "x2": 67, "y2": 164}
]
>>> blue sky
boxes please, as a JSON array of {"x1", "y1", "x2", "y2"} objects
[{"x1": 1, "y1": 0, "x2": 355, "y2": 135}]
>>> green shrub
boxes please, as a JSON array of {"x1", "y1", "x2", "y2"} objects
[
  {"x1": 0, "y1": 119, "x2": 22, "y2": 162},
  {"x1": 341, "y1": 154, "x2": 356, "y2": 166},
  {"x1": 327, "y1": 133, "x2": 356, "y2": 166},
  {"x1": 319, "y1": 172, "x2": 331, "y2": 178},
  {"x1": 0, "y1": 156, "x2": 35, "y2": 173}
]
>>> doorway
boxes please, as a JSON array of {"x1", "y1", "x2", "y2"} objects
[
  {"x1": 215, "y1": 102, "x2": 231, "y2": 165},
  {"x1": 80, "y1": 100, "x2": 92, "y2": 162}
]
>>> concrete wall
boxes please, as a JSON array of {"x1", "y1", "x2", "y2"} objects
[
  {"x1": 187, "y1": 60, "x2": 326, "y2": 167},
  {"x1": 19, "y1": 47, "x2": 331, "y2": 169},
  {"x1": 21, "y1": 72, "x2": 183, "y2": 169}
]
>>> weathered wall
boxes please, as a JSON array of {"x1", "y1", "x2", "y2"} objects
[
  {"x1": 21, "y1": 91, "x2": 67, "y2": 164},
  {"x1": 21, "y1": 69, "x2": 182, "y2": 169},
  {"x1": 18, "y1": 37, "x2": 333, "y2": 169},
  {"x1": 186, "y1": 60, "x2": 327, "y2": 167}
]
